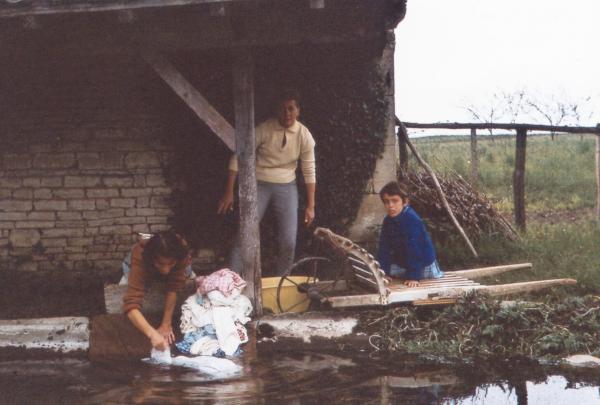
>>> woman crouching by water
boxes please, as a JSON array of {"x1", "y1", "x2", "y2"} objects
[{"x1": 122, "y1": 231, "x2": 192, "y2": 351}]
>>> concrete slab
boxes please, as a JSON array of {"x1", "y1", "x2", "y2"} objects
[{"x1": 0, "y1": 317, "x2": 89, "y2": 353}]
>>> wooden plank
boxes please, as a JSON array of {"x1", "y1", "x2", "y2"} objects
[
  {"x1": 0, "y1": 317, "x2": 89, "y2": 353},
  {"x1": 232, "y1": 48, "x2": 262, "y2": 315},
  {"x1": 327, "y1": 293, "x2": 384, "y2": 308},
  {"x1": 451, "y1": 263, "x2": 532, "y2": 279},
  {"x1": 513, "y1": 128, "x2": 527, "y2": 231},
  {"x1": 311, "y1": 279, "x2": 348, "y2": 292},
  {"x1": 89, "y1": 314, "x2": 159, "y2": 361},
  {"x1": 352, "y1": 272, "x2": 378, "y2": 287},
  {"x1": 415, "y1": 280, "x2": 478, "y2": 287},
  {"x1": 412, "y1": 298, "x2": 457, "y2": 306},
  {"x1": 143, "y1": 52, "x2": 236, "y2": 151},
  {"x1": 351, "y1": 264, "x2": 377, "y2": 278},
  {"x1": 0, "y1": 0, "x2": 249, "y2": 17},
  {"x1": 348, "y1": 256, "x2": 370, "y2": 267},
  {"x1": 389, "y1": 278, "x2": 577, "y2": 304},
  {"x1": 479, "y1": 278, "x2": 577, "y2": 296},
  {"x1": 388, "y1": 282, "x2": 479, "y2": 293}
]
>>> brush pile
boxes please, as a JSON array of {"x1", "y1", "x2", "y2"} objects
[
  {"x1": 403, "y1": 171, "x2": 518, "y2": 242},
  {"x1": 369, "y1": 292, "x2": 600, "y2": 361}
]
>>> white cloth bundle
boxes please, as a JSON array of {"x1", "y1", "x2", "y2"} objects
[
  {"x1": 207, "y1": 290, "x2": 252, "y2": 356},
  {"x1": 180, "y1": 295, "x2": 213, "y2": 335},
  {"x1": 148, "y1": 348, "x2": 242, "y2": 378}
]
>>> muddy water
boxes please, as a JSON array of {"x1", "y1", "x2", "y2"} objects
[{"x1": 0, "y1": 352, "x2": 599, "y2": 404}]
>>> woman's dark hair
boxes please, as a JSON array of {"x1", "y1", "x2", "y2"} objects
[
  {"x1": 379, "y1": 181, "x2": 410, "y2": 202},
  {"x1": 142, "y1": 231, "x2": 190, "y2": 271},
  {"x1": 276, "y1": 89, "x2": 301, "y2": 108}
]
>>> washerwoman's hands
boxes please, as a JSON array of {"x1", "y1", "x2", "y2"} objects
[
  {"x1": 149, "y1": 330, "x2": 168, "y2": 351},
  {"x1": 157, "y1": 323, "x2": 175, "y2": 345}
]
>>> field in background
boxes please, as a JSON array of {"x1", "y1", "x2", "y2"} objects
[
  {"x1": 410, "y1": 133, "x2": 597, "y2": 213},
  {"x1": 408, "y1": 133, "x2": 600, "y2": 294}
]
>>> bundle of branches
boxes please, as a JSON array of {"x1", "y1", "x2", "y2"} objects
[
  {"x1": 370, "y1": 291, "x2": 600, "y2": 361},
  {"x1": 404, "y1": 171, "x2": 518, "y2": 242}
]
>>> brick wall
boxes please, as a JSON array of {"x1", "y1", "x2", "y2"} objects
[{"x1": 0, "y1": 53, "x2": 186, "y2": 274}]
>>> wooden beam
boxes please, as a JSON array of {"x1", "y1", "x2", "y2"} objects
[
  {"x1": 513, "y1": 128, "x2": 527, "y2": 231},
  {"x1": 326, "y1": 293, "x2": 385, "y2": 308},
  {"x1": 232, "y1": 47, "x2": 262, "y2": 315},
  {"x1": 0, "y1": 0, "x2": 249, "y2": 18},
  {"x1": 143, "y1": 52, "x2": 236, "y2": 151},
  {"x1": 451, "y1": 263, "x2": 532, "y2": 279},
  {"x1": 402, "y1": 122, "x2": 600, "y2": 134},
  {"x1": 480, "y1": 278, "x2": 577, "y2": 296}
]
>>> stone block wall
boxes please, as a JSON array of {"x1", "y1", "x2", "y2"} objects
[
  {"x1": 0, "y1": 129, "x2": 174, "y2": 273},
  {"x1": 0, "y1": 53, "x2": 184, "y2": 275}
]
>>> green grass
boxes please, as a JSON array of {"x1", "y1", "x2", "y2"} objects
[
  {"x1": 411, "y1": 133, "x2": 597, "y2": 213},
  {"x1": 409, "y1": 133, "x2": 600, "y2": 294},
  {"x1": 437, "y1": 221, "x2": 600, "y2": 295}
]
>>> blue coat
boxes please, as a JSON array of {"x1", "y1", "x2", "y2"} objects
[{"x1": 376, "y1": 205, "x2": 437, "y2": 280}]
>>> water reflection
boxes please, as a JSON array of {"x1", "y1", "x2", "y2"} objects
[{"x1": 0, "y1": 352, "x2": 599, "y2": 404}]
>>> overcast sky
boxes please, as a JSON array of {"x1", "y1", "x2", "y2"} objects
[{"x1": 394, "y1": 0, "x2": 600, "y2": 132}]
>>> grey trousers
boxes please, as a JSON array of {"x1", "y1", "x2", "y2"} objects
[{"x1": 229, "y1": 180, "x2": 299, "y2": 276}]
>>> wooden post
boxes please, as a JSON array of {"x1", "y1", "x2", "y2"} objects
[
  {"x1": 232, "y1": 48, "x2": 262, "y2": 316},
  {"x1": 596, "y1": 130, "x2": 600, "y2": 221},
  {"x1": 513, "y1": 128, "x2": 527, "y2": 231},
  {"x1": 470, "y1": 128, "x2": 478, "y2": 187},
  {"x1": 397, "y1": 123, "x2": 409, "y2": 180}
]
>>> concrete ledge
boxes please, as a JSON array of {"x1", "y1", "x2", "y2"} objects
[
  {"x1": 0, "y1": 317, "x2": 89, "y2": 353},
  {"x1": 255, "y1": 311, "x2": 372, "y2": 351}
]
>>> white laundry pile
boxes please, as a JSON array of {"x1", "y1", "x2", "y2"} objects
[
  {"x1": 176, "y1": 268, "x2": 253, "y2": 357},
  {"x1": 147, "y1": 347, "x2": 242, "y2": 378}
]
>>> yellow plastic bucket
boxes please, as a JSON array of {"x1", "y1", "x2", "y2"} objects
[{"x1": 261, "y1": 276, "x2": 315, "y2": 314}]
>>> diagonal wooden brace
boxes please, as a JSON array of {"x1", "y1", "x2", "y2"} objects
[{"x1": 143, "y1": 51, "x2": 236, "y2": 151}]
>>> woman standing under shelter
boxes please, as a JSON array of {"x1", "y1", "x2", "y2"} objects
[{"x1": 217, "y1": 90, "x2": 316, "y2": 276}]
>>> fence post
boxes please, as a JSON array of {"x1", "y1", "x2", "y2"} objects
[
  {"x1": 397, "y1": 122, "x2": 409, "y2": 180},
  {"x1": 513, "y1": 128, "x2": 527, "y2": 231},
  {"x1": 596, "y1": 128, "x2": 600, "y2": 221},
  {"x1": 470, "y1": 127, "x2": 478, "y2": 187}
]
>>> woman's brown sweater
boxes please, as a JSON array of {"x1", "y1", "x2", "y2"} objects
[{"x1": 122, "y1": 240, "x2": 188, "y2": 313}]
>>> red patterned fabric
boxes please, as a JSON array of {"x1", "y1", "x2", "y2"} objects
[{"x1": 196, "y1": 269, "x2": 247, "y2": 297}]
